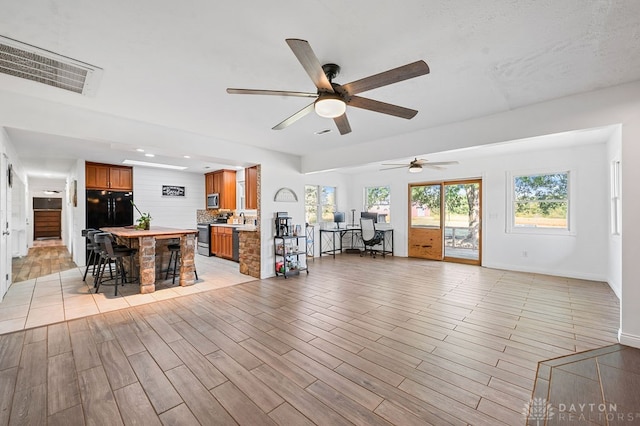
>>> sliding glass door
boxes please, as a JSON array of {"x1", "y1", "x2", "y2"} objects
[
  {"x1": 408, "y1": 179, "x2": 481, "y2": 265},
  {"x1": 408, "y1": 183, "x2": 443, "y2": 260},
  {"x1": 444, "y1": 180, "x2": 481, "y2": 264}
]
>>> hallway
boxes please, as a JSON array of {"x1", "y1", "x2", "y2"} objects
[{"x1": 11, "y1": 239, "x2": 75, "y2": 283}]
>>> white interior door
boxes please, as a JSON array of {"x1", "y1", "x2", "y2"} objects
[{"x1": 0, "y1": 153, "x2": 11, "y2": 300}]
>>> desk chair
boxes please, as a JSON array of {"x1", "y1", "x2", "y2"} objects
[{"x1": 360, "y1": 218, "x2": 384, "y2": 258}]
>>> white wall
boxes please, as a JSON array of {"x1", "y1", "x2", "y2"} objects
[
  {"x1": 620, "y1": 122, "x2": 640, "y2": 347},
  {"x1": 10, "y1": 170, "x2": 27, "y2": 257},
  {"x1": 606, "y1": 127, "x2": 622, "y2": 298},
  {"x1": 69, "y1": 159, "x2": 85, "y2": 266},
  {"x1": 0, "y1": 127, "x2": 28, "y2": 300},
  {"x1": 485, "y1": 144, "x2": 608, "y2": 281},
  {"x1": 348, "y1": 142, "x2": 609, "y2": 281},
  {"x1": 259, "y1": 154, "x2": 305, "y2": 279},
  {"x1": 1, "y1": 129, "x2": 28, "y2": 254},
  {"x1": 132, "y1": 167, "x2": 205, "y2": 229}
]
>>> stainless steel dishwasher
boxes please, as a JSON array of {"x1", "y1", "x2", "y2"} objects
[{"x1": 232, "y1": 227, "x2": 239, "y2": 262}]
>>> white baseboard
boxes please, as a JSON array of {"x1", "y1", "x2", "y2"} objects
[
  {"x1": 482, "y1": 261, "x2": 607, "y2": 282},
  {"x1": 619, "y1": 330, "x2": 640, "y2": 349}
]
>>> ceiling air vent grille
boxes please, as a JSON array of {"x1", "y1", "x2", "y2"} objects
[{"x1": 0, "y1": 35, "x2": 102, "y2": 96}]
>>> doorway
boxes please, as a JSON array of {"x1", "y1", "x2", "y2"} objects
[
  {"x1": 33, "y1": 197, "x2": 62, "y2": 240},
  {"x1": 1, "y1": 154, "x2": 11, "y2": 300},
  {"x1": 408, "y1": 179, "x2": 482, "y2": 265}
]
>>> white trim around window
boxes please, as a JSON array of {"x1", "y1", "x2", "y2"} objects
[{"x1": 505, "y1": 168, "x2": 576, "y2": 236}]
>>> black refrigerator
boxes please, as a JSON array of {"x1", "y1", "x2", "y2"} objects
[
  {"x1": 86, "y1": 190, "x2": 134, "y2": 261},
  {"x1": 86, "y1": 190, "x2": 134, "y2": 229}
]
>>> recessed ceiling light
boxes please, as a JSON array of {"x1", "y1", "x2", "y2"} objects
[
  {"x1": 183, "y1": 155, "x2": 191, "y2": 159},
  {"x1": 136, "y1": 148, "x2": 145, "y2": 152},
  {"x1": 122, "y1": 160, "x2": 187, "y2": 170},
  {"x1": 315, "y1": 129, "x2": 332, "y2": 135},
  {"x1": 144, "y1": 153, "x2": 155, "y2": 157}
]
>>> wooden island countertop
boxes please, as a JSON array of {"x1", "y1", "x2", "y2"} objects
[
  {"x1": 101, "y1": 226, "x2": 197, "y2": 239},
  {"x1": 100, "y1": 226, "x2": 197, "y2": 293}
]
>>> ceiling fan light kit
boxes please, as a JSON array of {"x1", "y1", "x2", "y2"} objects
[
  {"x1": 227, "y1": 38, "x2": 430, "y2": 135},
  {"x1": 314, "y1": 94, "x2": 346, "y2": 118},
  {"x1": 408, "y1": 163, "x2": 422, "y2": 173},
  {"x1": 381, "y1": 157, "x2": 459, "y2": 172}
]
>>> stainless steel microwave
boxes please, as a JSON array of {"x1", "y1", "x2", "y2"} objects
[{"x1": 207, "y1": 193, "x2": 219, "y2": 209}]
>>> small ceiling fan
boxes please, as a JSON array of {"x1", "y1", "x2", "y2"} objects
[
  {"x1": 227, "y1": 38, "x2": 430, "y2": 135},
  {"x1": 381, "y1": 158, "x2": 459, "y2": 173}
]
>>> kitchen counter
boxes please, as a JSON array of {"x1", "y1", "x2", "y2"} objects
[{"x1": 210, "y1": 223, "x2": 257, "y2": 231}]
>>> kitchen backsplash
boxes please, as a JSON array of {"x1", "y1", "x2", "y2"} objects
[
  {"x1": 196, "y1": 209, "x2": 216, "y2": 224},
  {"x1": 196, "y1": 209, "x2": 257, "y2": 225}
]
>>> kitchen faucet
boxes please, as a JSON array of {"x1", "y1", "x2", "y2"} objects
[{"x1": 239, "y1": 212, "x2": 245, "y2": 224}]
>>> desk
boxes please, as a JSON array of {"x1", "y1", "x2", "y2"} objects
[
  {"x1": 320, "y1": 227, "x2": 393, "y2": 258},
  {"x1": 101, "y1": 226, "x2": 197, "y2": 293}
]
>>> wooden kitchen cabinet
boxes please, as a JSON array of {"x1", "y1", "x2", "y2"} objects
[
  {"x1": 221, "y1": 227, "x2": 233, "y2": 259},
  {"x1": 86, "y1": 162, "x2": 133, "y2": 190},
  {"x1": 109, "y1": 167, "x2": 133, "y2": 190},
  {"x1": 210, "y1": 226, "x2": 219, "y2": 256},
  {"x1": 205, "y1": 173, "x2": 215, "y2": 195},
  {"x1": 210, "y1": 225, "x2": 233, "y2": 259},
  {"x1": 245, "y1": 166, "x2": 258, "y2": 210},
  {"x1": 204, "y1": 169, "x2": 236, "y2": 209}
]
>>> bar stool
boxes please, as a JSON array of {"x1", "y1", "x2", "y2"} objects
[
  {"x1": 94, "y1": 233, "x2": 136, "y2": 296},
  {"x1": 111, "y1": 234, "x2": 139, "y2": 283},
  {"x1": 165, "y1": 242, "x2": 198, "y2": 285},
  {"x1": 86, "y1": 230, "x2": 132, "y2": 285},
  {"x1": 82, "y1": 228, "x2": 98, "y2": 282}
]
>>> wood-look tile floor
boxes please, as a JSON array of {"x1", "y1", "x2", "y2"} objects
[
  {"x1": 0, "y1": 254, "x2": 622, "y2": 425},
  {"x1": 529, "y1": 344, "x2": 640, "y2": 425},
  {"x1": 11, "y1": 241, "x2": 77, "y2": 283}
]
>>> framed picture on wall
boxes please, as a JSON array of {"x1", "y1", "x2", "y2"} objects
[
  {"x1": 70, "y1": 180, "x2": 77, "y2": 207},
  {"x1": 162, "y1": 185, "x2": 185, "y2": 197}
]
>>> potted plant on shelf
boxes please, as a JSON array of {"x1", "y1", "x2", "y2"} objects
[{"x1": 131, "y1": 201, "x2": 152, "y2": 230}]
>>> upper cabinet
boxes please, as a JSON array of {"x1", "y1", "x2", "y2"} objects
[
  {"x1": 86, "y1": 162, "x2": 133, "y2": 191},
  {"x1": 204, "y1": 169, "x2": 236, "y2": 209},
  {"x1": 205, "y1": 173, "x2": 215, "y2": 198},
  {"x1": 245, "y1": 166, "x2": 258, "y2": 210}
]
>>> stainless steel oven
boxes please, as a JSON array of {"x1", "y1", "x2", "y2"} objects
[{"x1": 197, "y1": 223, "x2": 212, "y2": 256}]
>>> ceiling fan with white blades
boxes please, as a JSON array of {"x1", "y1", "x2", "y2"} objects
[
  {"x1": 226, "y1": 38, "x2": 430, "y2": 135},
  {"x1": 381, "y1": 158, "x2": 459, "y2": 173}
]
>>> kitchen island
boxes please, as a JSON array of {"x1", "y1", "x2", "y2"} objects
[{"x1": 101, "y1": 226, "x2": 197, "y2": 294}]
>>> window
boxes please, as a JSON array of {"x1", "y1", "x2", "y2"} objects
[
  {"x1": 364, "y1": 186, "x2": 391, "y2": 223},
  {"x1": 237, "y1": 181, "x2": 246, "y2": 210},
  {"x1": 410, "y1": 184, "x2": 441, "y2": 228},
  {"x1": 305, "y1": 185, "x2": 336, "y2": 224},
  {"x1": 611, "y1": 160, "x2": 621, "y2": 235},
  {"x1": 508, "y1": 171, "x2": 571, "y2": 233}
]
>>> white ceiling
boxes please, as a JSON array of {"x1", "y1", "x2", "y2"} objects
[{"x1": 1, "y1": 0, "x2": 639, "y2": 187}]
